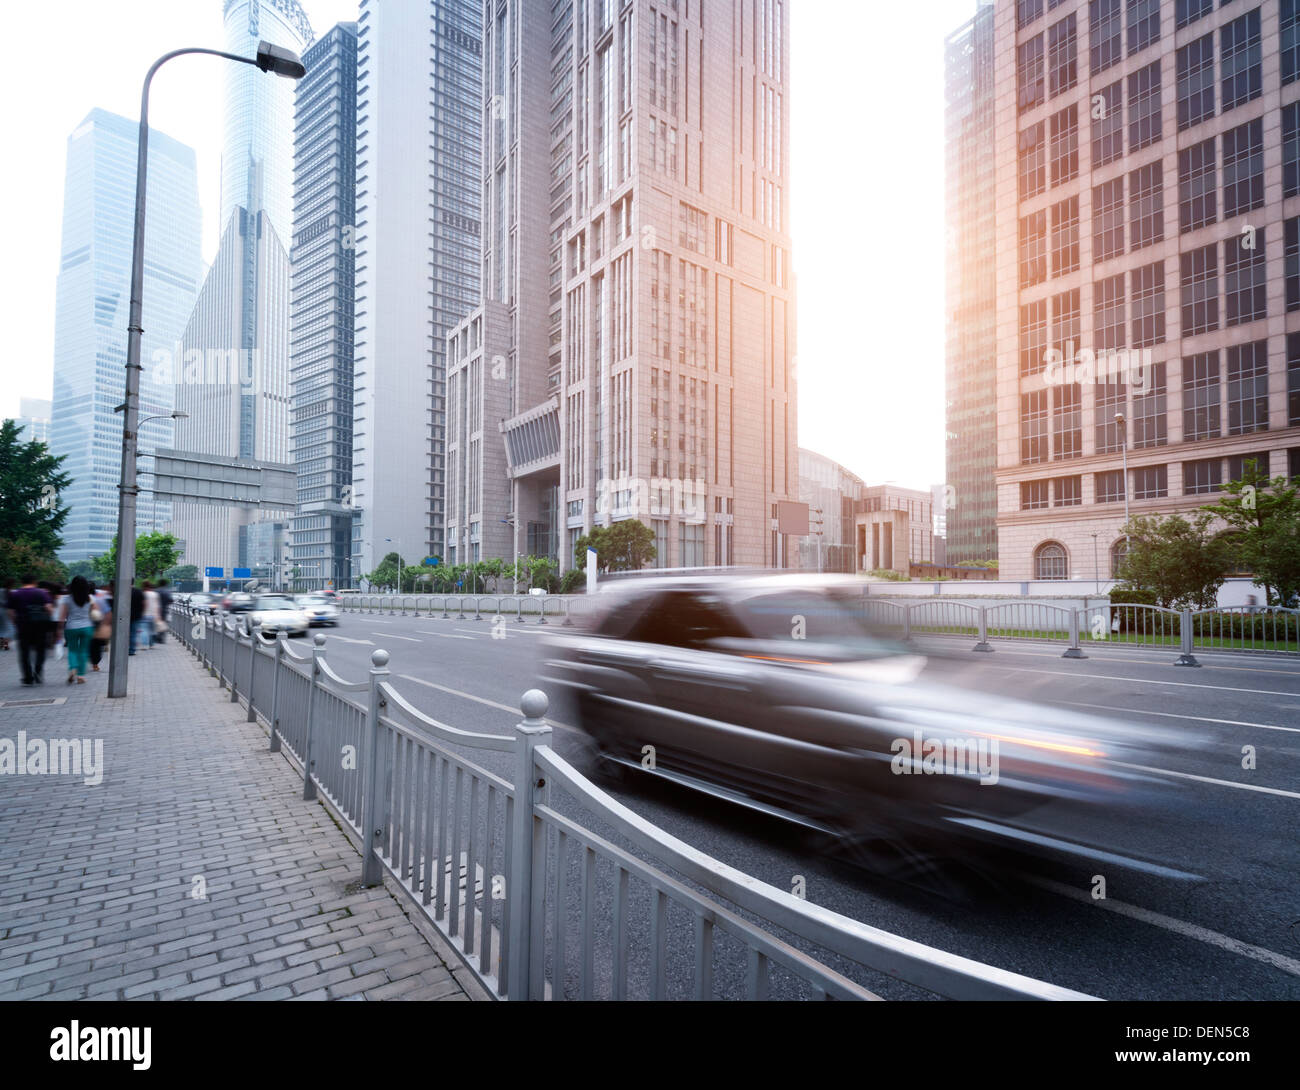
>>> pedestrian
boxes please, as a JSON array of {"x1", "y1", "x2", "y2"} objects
[
  {"x1": 0, "y1": 577, "x2": 15, "y2": 651},
  {"x1": 154, "y1": 578, "x2": 172, "y2": 644},
  {"x1": 129, "y1": 580, "x2": 146, "y2": 655},
  {"x1": 141, "y1": 581, "x2": 161, "y2": 651},
  {"x1": 58, "y1": 576, "x2": 96, "y2": 685},
  {"x1": 89, "y1": 582, "x2": 113, "y2": 671},
  {"x1": 7, "y1": 573, "x2": 54, "y2": 685},
  {"x1": 41, "y1": 581, "x2": 66, "y2": 661}
]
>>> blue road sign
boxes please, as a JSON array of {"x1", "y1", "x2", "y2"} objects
[
  {"x1": 423, "y1": 557, "x2": 441, "y2": 566},
  {"x1": 205, "y1": 567, "x2": 224, "y2": 578},
  {"x1": 232, "y1": 568, "x2": 252, "y2": 579}
]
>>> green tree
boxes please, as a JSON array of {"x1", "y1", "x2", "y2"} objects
[
  {"x1": 64, "y1": 558, "x2": 99, "y2": 582},
  {"x1": 1115, "y1": 512, "x2": 1228, "y2": 609},
  {"x1": 1201, "y1": 459, "x2": 1300, "y2": 607},
  {"x1": 575, "y1": 521, "x2": 656, "y2": 573},
  {"x1": 0, "y1": 539, "x2": 67, "y2": 584},
  {"x1": 89, "y1": 532, "x2": 181, "y2": 584},
  {"x1": 0, "y1": 420, "x2": 71, "y2": 558},
  {"x1": 481, "y1": 556, "x2": 504, "y2": 593},
  {"x1": 163, "y1": 564, "x2": 200, "y2": 584},
  {"x1": 364, "y1": 551, "x2": 402, "y2": 591}
]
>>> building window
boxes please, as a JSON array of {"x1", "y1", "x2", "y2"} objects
[
  {"x1": 1050, "y1": 195, "x2": 1079, "y2": 276},
  {"x1": 1049, "y1": 104, "x2": 1078, "y2": 186},
  {"x1": 1220, "y1": 9, "x2": 1262, "y2": 113},
  {"x1": 1222, "y1": 118, "x2": 1264, "y2": 220},
  {"x1": 1110, "y1": 537, "x2": 1130, "y2": 578},
  {"x1": 1224, "y1": 228, "x2": 1267, "y2": 327},
  {"x1": 1183, "y1": 351, "x2": 1221, "y2": 441},
  {"x1": 1285, "y1": 0, "x2": 1300, "y2": 87},
  {"x1": 1180, "y1": 244, "x2": 1219, "y2": 336},
  {"x1": 1052, "y1": 384, "x2": 1082, "y2": 460},
  {"x1": 1183, "y1": 457, "x2": 1223, "y2": 495},
  {"x1": 1020, "y1": 299, "x2": 1049, "y2": 377},
  {"x1": 1048, "y1": 13, "x2": 1077, "y2": 97},
  {"x1": 1052, "y1": 289, "x2": 1081, "y2": 357},
  {"x1": 1021, "y1": 480, "x2": 1050, "y2": 510},
  {"x1": 1091, "y1": 80, "x2": 1124, "y2": 166},
  {"x1": 1090, "y1": 0, "x2": 1123, "y2": 74},
  {"x1": 1053, "y1": 475, "x2": 1082, "y2": 507},
  {"x1": 1289, "y1": 332, "x2": 1300, "y2": 426},
  {"x1": 1128, "y1": 161, "x2": 1163, "y2": 250},
  {"x1": 1093, "y1": 177, "x2": 1125, "y2": 262},
  {"x1": 1132, "y1": 465, "x2": 1168, "y2": 499},
  {"x1": 1131, "y1": 361, "x2": 1167, "y2": 447},
  {"x1": 1020, "y1": 211, "x2": 1048, "y2": 289},
  {"x1": 1226, "y1": 340, "x2": 1269, "y2": 435},
  {"x1": 1018, "y1": 35, "x2": 1045, "y2": 112},
  {"x1": 1175, "y1": 33, "x2": 1215, "y2": 131},
  {"x1": 1287, "y1": 217, "x2": 1300, "y2": 313},
  {"x1": 1096, "y1": 469, "x2": 1126, "y2": 504},
  {"x1": 1034, "y1": 542, "x2": 1069, "y2": 580},
  {"x1": 1227, "y1": 451, "x2": 1272, "y2": 482},
  {"x1": 1285, "y1": 103, "x2": 1300, "y2": 200},
  {"x1": 1128, "y1": 61, "x2": 1162, "y2": 152},
  {"x1": 1130, "y1": 261, "x2": 1165, "y2": 349},
  {"x1": 1178, "y1": 138, "x2": 1216, "y2": 234},
  {"x1": 1094, "y1": 272, "x2": 1126, "y2": 351},
  {"x1": 1126, "y1": 0, "x2": 1160, "y2": 55},
  {"x1": 1019, "y1": 123, "x2": 1047, "y2": 200},
  {"x1": 1096, "y1": 381, "x2": 1128, "y2": 453},
  {"x1": 1021, "y1": 390, "x2": 1049, "y2": 464},
  {"x1": 1018, "y1": 0, "x2": 1044, "y2": 31},
  {"x1": 1175, "y1": 0, "x2": 1213, "y2": 31}
]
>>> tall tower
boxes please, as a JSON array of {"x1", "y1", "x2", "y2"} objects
[
  {"x1": 289, "y1": 22, "x2": 358, "y2": 590},
  {"x1": 170, "y1": 0, "x2": 313, "y2": 577},
  {"x1": 50, "y1": 109, "x2": 202, "y2": 562},
  {"x1": 350, "y1": 0, "x2": 483, "y2": 581},
  {"x1": 448, "y1": 0, "x2": 798, "y2": 574}
]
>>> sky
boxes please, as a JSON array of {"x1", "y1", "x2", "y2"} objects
[{"x1": 2, "y1": 0, "x2": 983, "y2": 493}]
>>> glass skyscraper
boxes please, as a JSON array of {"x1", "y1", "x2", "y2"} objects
[
  {"x1": 289, "y1": 22, "x2": 358, "y2": 590},
  {"x1": 50, "y1": 109, "x2": 202, "y2": 562}
]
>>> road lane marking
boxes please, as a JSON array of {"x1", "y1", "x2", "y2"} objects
[
  {"x1": 378, "y1": 633, "x2": 421, "y2": 642},
  {"x1": 397, "y1": 674, "x2": 580, "y2": 733},
  {"x1": 947, "y1": 644, "x2": 1300, "y2": 677},
  {"x1": 979, "y1": 664, "x2": 1300, "y2": 698},
  {"x1": 327, "y1": 636, "x2": 375, "y2": 645},
  {"x1": 419, "y1": 631, "x2": 475, "y2": 640},
  {"x1": 1057, "y1": 700, "x2": 1300, "y2": 735},
  {"x1": 1110, "y1": 761, "x2": 1300, "y2": 800},
  {"x1": 1031, "y1": 877, "x2": 1300, "y2": 978}
]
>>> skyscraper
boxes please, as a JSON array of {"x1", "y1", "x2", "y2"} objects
[
  {"x1": 350, "y1": 0, "x2": 483, "y2": 581},
  {"x1": 7, "y1": 399, "x2": 53, "y2": 445},
  {"x1": 446, "y1": 0, "x2": 798, "y2": 573},
  {"x1": 50, "y1": 109, "x2": 202, "y2": 562},
  {"x1": 944, "y1": 4, "x2": 998, "y2": 564},
  {"x1": 171, "y1": 0, "x2": 313, "y2": 574},
  {"x1": 289, "y1": 22, "x2": 358, "y2": 590},
  {"x1": 991, "y1": 0, "x2": 1300, "y2": 581}
]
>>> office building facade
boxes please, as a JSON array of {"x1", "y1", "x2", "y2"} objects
[
  {"x1": 350, "y1": 0, "x2": 483, "y2": 581},
  {"x1": 448, "y1": 0, "x2": 798, "y2": 573},
  {"x1": 8, "y1": 398, "x2": 53, "y2": 445},
  {"x1": 288, "y1": 21, "x2": 358, "y2": 590},
  {"x1": 992, "y1": 0, "x2": 1300, "y2": 581},
  {"x1": 50, "y1": 109, "x2": 202, "y2": 562}
]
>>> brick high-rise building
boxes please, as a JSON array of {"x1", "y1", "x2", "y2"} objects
[
  {"x1": 989, "y1": 0, "x2": 1300, "y2": 582},
  {"x1": 446, "y1": 0, "x2": 797, "y2": 573}
]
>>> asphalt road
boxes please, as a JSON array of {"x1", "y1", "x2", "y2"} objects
[{"x1": 262, "y1": 606, "x2": 1300, "y2": 1000}]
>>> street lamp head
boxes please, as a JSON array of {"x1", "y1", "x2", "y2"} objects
[
  {"x1": 255, "y1": 40, "x2": 306, "y2": 79},
  {"x1": 170, "y1": 410, "x2": 189, "y2": 421}
]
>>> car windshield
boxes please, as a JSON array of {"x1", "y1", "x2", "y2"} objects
[
  {"x1": 256, "y1": 599, "x2": 293, "y2": 611},
  {"x1": 732, "y1": 589, "x2": 906, "y2": 658}
]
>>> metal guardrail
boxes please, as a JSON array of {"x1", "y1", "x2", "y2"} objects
[
  {"x1": 170, "y1": 603, "x2": 1093, "y2": 1002},
  {"x1": 336, "y1": 593, "x2": 585, "y2": 626}
]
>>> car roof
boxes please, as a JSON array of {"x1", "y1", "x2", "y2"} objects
[{"x1": 595, "y1": 572, "x2": 863, "y2": 602}]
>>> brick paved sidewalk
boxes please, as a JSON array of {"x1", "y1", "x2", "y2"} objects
[{"x1": 0, "y1": 639, "x2": 483, "y2": 1001}]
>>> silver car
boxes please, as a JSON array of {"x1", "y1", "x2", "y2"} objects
[{"x1": 295, "y1": 594, "x2": 340, "y2": 627}]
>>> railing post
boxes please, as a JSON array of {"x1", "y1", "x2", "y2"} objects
[
  {"x1": 902, "y1": 603, "x2": 912, "y2": 642},
  {"x1": 506, "y1": 689, "x2": 552, "y2": 1001},
  {"x1": 302, "y1": 634, "x2": 324, "y2": 801},
  {"x1": 516, "y1": 596, "x2": 526, "y2": 624},
  {"x1": 1062, "y1": 608, "x2": 1087, "y2": 658},
  {"x1": 562, "y1": 599, "x2": 574, "y2": 627},
  {"x1": 230, "y1": 616, "x2": 242, "y2": 704},
  {"x1": 268, "y1": 630, "x2": 283, "y2": 750},
  {"x1": 360, "y1": 648, "x2": 391, "y2": 887},
  {"x1": 246, "y1": 618, "x2": 261, "y2": 722},
  {"x1": 1174, "y1": 609, "x2": 1200, "y2": 667},
  {"x1": 473, "y1": 596, "x2": 482, "y2": 621},
  {"x1": 973, "y1": 606, "x2": 992, "y2": 652},
  {"x1": 537, "y1": 597, "x2": 548, "y2": 625}
]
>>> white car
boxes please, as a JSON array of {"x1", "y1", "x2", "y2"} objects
[
  {"x1": 295, "y1": 594, "x2": 340, "y2": 627},
  {"x1": 246, "y1": 596, "x2": 310, "y2": 637}
]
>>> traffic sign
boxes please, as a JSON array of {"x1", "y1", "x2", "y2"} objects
[
  {"x1": 205, "y1": 567, "x2": 225, "y2": 578},
  {"x1": 423, "y1": 557, "x2": 441, "y2": 566},
  {"x1": 232, "y1": 568, "x2": 252, "y2": 579}
]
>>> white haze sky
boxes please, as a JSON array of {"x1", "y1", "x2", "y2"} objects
[{"x1": 2, "y1": 0, "x2": 981, "y2": 492}]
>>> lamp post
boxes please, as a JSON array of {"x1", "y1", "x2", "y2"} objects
[
  {"x1": 384, "y1": 538, "x2": 405, "y2": 594},
  {"x1": 108, "y1": 42, "x2": 305, "y2": 698},
  {"x1": 130, "y1": 410, "x2": 189, "y2": 532},
  {"x1": 1115, "y1": 411, "x2": 1130, "y2": 540},
  {"x1": 1091, "y1": 530, "x2": 1100, "y2": 594}
]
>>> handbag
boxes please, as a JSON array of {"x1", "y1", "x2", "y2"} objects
[
  {"x1": 90, "y1": 605, "x2": 103, "y2": 623},
  {"x1": 94, "y1": 619, "x2": 113, "y2": 641}
]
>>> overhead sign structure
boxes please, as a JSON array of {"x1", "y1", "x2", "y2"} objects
[
  {"x1": 205, "y1": 567, "x2": 225, "y2": 578},
  {"x1": 232, "y1": 568, "x2": 252, "y2": 579}
]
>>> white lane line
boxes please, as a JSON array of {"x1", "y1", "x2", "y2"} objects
[
  {"x1": 397, "y1": 674, "x2": 580, "y2": 733},
  {"x1": 327, "y1": 636, "x2": 374, "y2": 645},
  {"x1": 454, "y1": 627, "x2": 549, "y2": 637},
  {"x1": 1111, "y1": 761, "x2": 1300, "y2": 800},
  {"x1": 419, "y1": 631, "x2": 476, "y2": 640},
  {"x1": 1057, "y1": 700, "x2": 1300, "y2": 735},
  {"x1": 979, "y1": 664, "x2": 1299, "y2": 698},
  {"x1": 952, "y1": 644, "x2": 1300, "y2": 676},
  {"x1": 378, "y1": 633, "x2": 421, "y2": 642},
  {"x1": 1031, "y1": 877, "x2": 1300, "y2": 979}
]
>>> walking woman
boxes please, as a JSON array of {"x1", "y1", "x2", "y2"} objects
[
  {"x1": 89, "y1": 582, "x2": 113, "y2": 671},
  {"x1": 0, "y1": 577, "x2": 15, "y2": 651},
  {"x1": 58, "y1": 576, "x2": 96, "y2": 684}
]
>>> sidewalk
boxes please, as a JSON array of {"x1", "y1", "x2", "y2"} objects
[{"x1": 0, "y1": 638, "x2": 483, "y2": 1001}]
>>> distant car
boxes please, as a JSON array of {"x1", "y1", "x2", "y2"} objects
[
  {"x1": 245, "y1": 596, "x2": 310, "y2": 637},
  {"x1": 220, "y1": 592, "x2": 255, "y2": 613},
  {"x1": 295, "y1": 594, "x2": 339, "y2": 627},
  {"x1": 186, "y1": 592, "x2": 216, "y2": 614}
]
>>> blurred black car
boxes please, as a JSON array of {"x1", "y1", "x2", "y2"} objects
[{"x1": 544, "y1": 574, "x2": 1206, "y2": 874}]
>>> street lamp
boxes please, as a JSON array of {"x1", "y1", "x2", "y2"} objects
[
  {"x1": 108, "y1": 43, "x2": 304, "y2": 698},
  {"x1": 384, "y1": 538, "x2": 405, "y2": 594},
  {"x1": 129, "y1": 410, "x2": 188, "y2": 531},
  {"x1": 1114, "y1": 410, "x2": 1130, "y2": 532}
]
